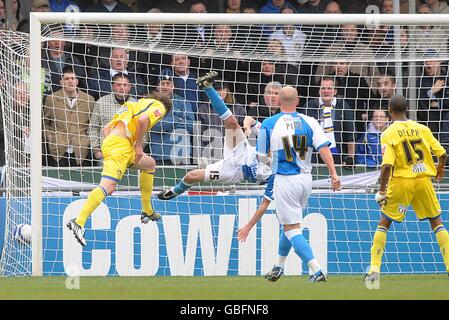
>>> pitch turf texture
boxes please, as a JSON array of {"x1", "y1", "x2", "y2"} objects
[{"x1": 0, "y1": 275, "x2": 448, "y2": 299}]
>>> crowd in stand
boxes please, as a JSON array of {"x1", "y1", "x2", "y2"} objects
[{"x1": 1, "y1": 0, "x2": 449, "y2": 170}]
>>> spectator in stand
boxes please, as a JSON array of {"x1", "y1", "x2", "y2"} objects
[
  {"x1": 49, "y1": 0, "x2": 79, "y2": 12},
  {"x1": 319, "y1": 23, "x2": 380, "y2": 91},
  {"x1": 32, "y1": 0, "x2": 51, "y2": 12},
  {"x1": 142, "y1": 0, "x2": 219, "y2": 13},
  {"x1": 186, "y1": 1, "x2": 213, "y2": 49},
  {"x1": 269, "y1": 7, "x2": 307, "y2": 62},
  {"x1": 42, "y1": 28, "x2": 87, "y2": 93},
  {"x1": 409, "y1": 3, "x2": 448, "y2": 57},
  {"x1": 356, "y1": 109, "x2": 390, "y2": 167},
  {"x1": 324, "y1": 0, "x2": 341, "y2": 13},
  {"x1": 425, "y1": 0, "x2": 449, "y2": 14},
  {"x1": 244, "y1": 59, "x2": 297, "y2": 108},
  {"x1": 247, "y1": 81, "x2": 281, "y2": 122},
  {"x1": 136, "y1": 16, "x2": 171, "y2": 93},
  {"x1": 88, "y1": 73, "x2": 135, "y2": 163},
  {"x1": 225, "y1": 0, "x2": 243, "y2": 12},
  {"x1": 149, "y1": 70, "x2": 195, "y2": 165},
  {"x1": 417, "y1": 53, "x2": 449, "y2": 138},
  {"x1": 6, "y1": 0, "x2": 31, "y2": 33},
  {"x1": 88, "y1": 47, "x2": 147, "y2": 100},
  {"x1": 92, "y1": 23, "x2": 138, "y2": 73},
  {"x1": 242, "y1": 3, "x2": 258, "y2": 13},
  {"x1": 86, "y1": 0, "x2": 133, "y2": 12},
  {"x1": 370, "y1": 74, "x2": 396, "y2": 110},
  {"x1": 164, "y1": 53, "x2": 201, "y2": 113},
  {"x1": 381, "y1": 0, "x2": 394, "y2": 13},
  {"x1": 317, "y1": 60, "x2": 371, "y2": 132},
  {"x1": 234, "y1": 4, "x2": 264, "y2": 53},
  {"x1": 297, "y1": 0, "x2": 332, "y2": 13},
  {"x1": 121, "y1": 0, "x2": 139, "y2": 11},
  {"x1": 259, "y1": 0, "x2": 295, "y2": 13},
  {"x1": 199, "y1": 24, "x2": 242, "y2": 85},
  {"x1": 43, "y1": 66, "x2": 95, "y2": 167},
  {"x1": 260, "y1": 1, "x2": 297, "y2": 36},
  {"x1": 299, "y1": 0, "x2": 341, "y2": 56},
  {"x1": 302, "y1": 76, "x2": 355, "y2": 166}
]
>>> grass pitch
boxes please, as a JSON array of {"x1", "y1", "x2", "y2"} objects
[{"x1": 0, "y1": 275, "x2": 448, "y2": 300}]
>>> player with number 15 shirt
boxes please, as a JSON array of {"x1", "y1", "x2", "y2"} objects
[{"x1": 379, "y1": 113, "x2": 446, "y2": 222}]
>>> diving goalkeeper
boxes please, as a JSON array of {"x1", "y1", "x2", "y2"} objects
[{"x1": 67, "y1": 92, "x2": 172, "y2": 246}]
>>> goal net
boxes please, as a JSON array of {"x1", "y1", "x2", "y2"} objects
[{"x1": 1, "y1": 13, "x2": 448, "y2": 276}]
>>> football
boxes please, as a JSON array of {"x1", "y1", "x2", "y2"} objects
[{"x1": 13, "y1": 224, "x2": 32, "y2": 244}]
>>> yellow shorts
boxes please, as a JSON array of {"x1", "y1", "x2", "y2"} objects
[
  {"x1": 101, "y1": 135, "x2": 135, "y2": 182},
  {"x1": 381, "y1": 176, "x2": 441, "y2": 222}
]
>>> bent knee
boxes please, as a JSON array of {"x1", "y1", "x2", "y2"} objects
[
  {"x1": 100, "y1": 181, "x2": 117, "y2": 195},
  {"x1": 185, "y1": 170, "x2": 204, "y2": 184}
]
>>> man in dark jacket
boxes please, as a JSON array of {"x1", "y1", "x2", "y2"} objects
[{"x1": 302, "y1": 76, "x2": 355, "y2": 166}]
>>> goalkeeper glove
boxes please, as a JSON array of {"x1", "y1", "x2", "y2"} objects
[{"x1": 375, "y1": 191, "x2": 387, "y2": 208}]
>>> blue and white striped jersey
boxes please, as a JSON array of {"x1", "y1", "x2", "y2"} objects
[{"x1": 257, "y1": 112, "x2": 330, "y2": 175}]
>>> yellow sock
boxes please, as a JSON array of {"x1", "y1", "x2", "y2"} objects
[
  {"x1": 434, "y1": 225, "x2": 449, "y2": 273},
  {"x1": 75, "y1": 186, "x2": 107, "y2": 227},
  {"x1": 140, "y1": 170, "x2": 155, "y2": 215},
  {"x1": 369, "y1": 226, "x2": 388, "y2": 274}
]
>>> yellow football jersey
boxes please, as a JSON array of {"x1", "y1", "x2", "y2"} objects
[
  {"x1": 381, "y1": 120, "x2": 446, "y2": 178},
  {"x1": 110, "y1": 98, "x2": 167, "y2": 145}
]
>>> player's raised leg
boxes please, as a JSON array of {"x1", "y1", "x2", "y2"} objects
[
  {"x1": 133, "y1": 154, "x2": 162, "y2": 223},
  {"x1": 198, "y1": 70, "x2": 246, "y2": 150}
]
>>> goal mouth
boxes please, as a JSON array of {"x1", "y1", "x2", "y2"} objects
[{"x1": 0, "y1": 13, "x2": 448, "y2": 277}]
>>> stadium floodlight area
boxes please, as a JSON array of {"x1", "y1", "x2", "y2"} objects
[{"x1": 0, "y1": 13, "x2": 448, "y2": 276}]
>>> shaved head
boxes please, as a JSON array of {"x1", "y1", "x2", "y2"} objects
[
  {"x1": 388, "y1": 94, "x2": 408, "y2": 114},
  {"x1": 279, "y1": 86, "x2": 299, "y2": 111}
]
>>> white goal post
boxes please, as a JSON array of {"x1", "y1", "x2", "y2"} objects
[{"x1": 1, "y1": 12, "x2": 447, "y2": 276}]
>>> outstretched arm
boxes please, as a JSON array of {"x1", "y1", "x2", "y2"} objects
[
  {"x1": 238, "y1": 197, "x2": 271, "y2": 242},
  {"x1": 318, "y1": 146, "x2": 341, "y2": 191}
]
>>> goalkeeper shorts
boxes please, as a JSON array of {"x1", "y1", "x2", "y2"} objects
[
  {"x1": 381, "y1": 176, "x2": 441, "y2": 222},
  {"x1": 101, "y1": 134, "x2": 135, "y2": 182}
]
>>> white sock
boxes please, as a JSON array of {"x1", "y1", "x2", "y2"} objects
[
  {"x1": 307, "y1": 258, "x2": 321, "y2": 275},
  {"x1": 275, "y1": 255, "x2": 287, "y2": 268}
]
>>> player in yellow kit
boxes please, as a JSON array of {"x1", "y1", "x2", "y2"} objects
[
  {"x1": 67, "y1": 93, "x2": 172, "y2": 246},
  {"x1": 365, "y1": 95, "x2": 449, "y2": 283}
]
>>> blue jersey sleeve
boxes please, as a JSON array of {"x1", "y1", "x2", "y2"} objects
[
  {"x1": 263, "y1": 175, "x2": 275, "y2": 201},
  {"x1": 256, "y1": 120, "x2": 270, "y2": 156}
]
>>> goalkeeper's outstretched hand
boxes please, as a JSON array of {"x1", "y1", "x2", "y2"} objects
[{"x1": 375, "y1": 191, "x2": 387, "y2": 208}]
